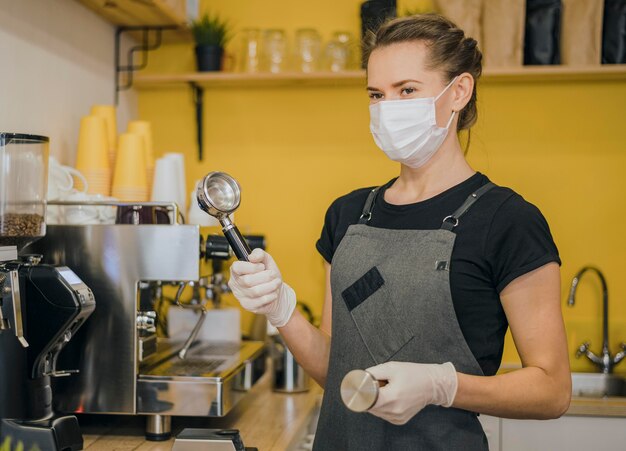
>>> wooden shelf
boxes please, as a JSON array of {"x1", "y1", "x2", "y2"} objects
[
  {"x1": 481, "y1": 64, "x2": 626, "y2": 82},
  {"x1": 135, "y1": 70, "x2": 367, "y2": 88},
  {"x1": 77, "y1": 0, "x2": 191, "y2": 42},
  {"x1": 134, "y1": 65, "x2": 626, "y2": 89}
]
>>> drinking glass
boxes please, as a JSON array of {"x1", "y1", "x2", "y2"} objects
[
  {"x1": 324, "y1": 31, "x2": 358, "y2": 71},
  {"x1": 262, "y1": 29, "x2": 287, "y2": 73},
  {"x1": 294, "y1": 28, "x2": 322, "y2": 72},
  {"x1": 239, "y1": 28, "x2": 261, "y2": 73}
]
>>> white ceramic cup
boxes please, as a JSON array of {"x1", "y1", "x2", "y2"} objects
[
  {"x1": 47, "y1": 157, "x2": 89, "y2": 224},
  {"x1": 95, "y1": 194, "x2": 118, "y2": 224},
  {"x1": 62, "y1": 190, "x2": 99, "y2": 225},
  {"x1": 48, "y1": 157, "x2": 73, "y2": 200}
]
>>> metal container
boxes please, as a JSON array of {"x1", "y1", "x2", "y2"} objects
[
  {"x1": 340, "y1": 369, "x2": 379, "y2": 412},
  {"x1": 271, "y1": 333, "x2": 310, "y2": 393},
  {"x1": 0, "y1": 133, "x2": 49, "y2": 251}
]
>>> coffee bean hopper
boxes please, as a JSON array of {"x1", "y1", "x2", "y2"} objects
[
  {"x1": 0, "y1": 133, "x2": 96, "y2": 451},
  {"x1": 0, "y1": 133, "x2": 47, "y2": 250}
]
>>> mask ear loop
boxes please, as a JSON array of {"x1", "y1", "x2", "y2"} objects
[
  {"x1": 444, "y1": 110, "x2": 457, "y2": 130},
  {"x1": 435, "y1": 75, "x2": 459, "y2": 130},
  {"x1": 434, "y1": 75, "x2": 459, "y2": 102}
]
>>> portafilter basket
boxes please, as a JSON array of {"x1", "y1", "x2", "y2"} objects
[{"x1": 196, "y1": 172, "x2": 251, "y2": 261}]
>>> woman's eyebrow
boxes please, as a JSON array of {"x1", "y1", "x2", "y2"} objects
[
  {"x1": 392, "y1": 79, "x2": 423, "y2": 87},
  {"x1": 366, "y1": 79, "x2": 423, "y2": 91}
]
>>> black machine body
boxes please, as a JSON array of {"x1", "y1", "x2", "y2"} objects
[{"x1": 0, "y1": 259, "x2": 95, "y2": 450}]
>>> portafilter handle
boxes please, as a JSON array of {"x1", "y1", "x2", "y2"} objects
[
  {"x1": 204, "y1": 234, "x2": 265, "y2": 261},
  {"x1": 220, "y1": 216, "x2": 252, "y2": 261}
]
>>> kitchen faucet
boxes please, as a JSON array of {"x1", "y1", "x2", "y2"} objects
[{"x1": 567, "y1": 266, "x2": 625, "y2": 374}]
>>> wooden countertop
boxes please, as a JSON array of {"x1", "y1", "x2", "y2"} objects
[
  {"x1": 80, "y1": 372, "x2": 322, "y2": 450},
  {"x1": 79, "y1": 372, "x2": 626, "y2": 450},
  {"x1": 568, "y1": 396, "x2": 626, "y2": 417}
]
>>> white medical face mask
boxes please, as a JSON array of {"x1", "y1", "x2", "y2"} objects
[{"x1": 369, "y1": 77, "x2": 458, "y2": 168}]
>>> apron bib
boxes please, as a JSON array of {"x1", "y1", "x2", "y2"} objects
[{"x1": 313, "y1": 183, "x2": 494, "y2": 451}]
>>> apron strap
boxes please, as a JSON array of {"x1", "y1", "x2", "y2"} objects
[
  {"x1": 358, "y1": 187, "x2": 380, "y2": 224},
  {"x1": 441, "y1": 182, "x2": 495, "y2": 231}
]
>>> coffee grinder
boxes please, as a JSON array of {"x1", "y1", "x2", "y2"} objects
[{"x1": 0, "y1": 133, "x2": 95, "y2": 451}]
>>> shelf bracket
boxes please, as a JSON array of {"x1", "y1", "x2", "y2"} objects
[
  {"x1": 115, "y1": 25, "x2": 177, "y2": 104},
  {"x1": 190, "y1": 82, "x2": 204, "y2": 161}
]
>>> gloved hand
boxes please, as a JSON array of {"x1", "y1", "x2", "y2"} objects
[
  {"x1": 228, "y1": 248, "x2": 297, "y2": 328},
  {"x1": 366, "y1": 361, "x2": 458, "y2": 425}
]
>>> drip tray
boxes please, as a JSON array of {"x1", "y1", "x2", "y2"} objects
[
  {"x1": 141, "y1": 341, "x2": 258, "y2": 379},
  {"x1": 137, "y1": 340, "x2": 266, "y2": 417},
  {"x1": 157, "y1": 358, "x2": 226, "y2": 377}
]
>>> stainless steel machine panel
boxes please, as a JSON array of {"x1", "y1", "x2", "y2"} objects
[
  {"x1": 138, "y1": 341, "x2": 265, "y2": 416},
  {"x1": 26, "y1": 224, "x2": 200, "y2": 414}
]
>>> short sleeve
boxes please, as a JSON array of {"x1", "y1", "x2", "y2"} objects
[
  {"x1": 485, "y1": 194, "x2": 561, "y2": 293},
  {"x1": 316, "y1": 199, "x2": 340, "y2": 264}
]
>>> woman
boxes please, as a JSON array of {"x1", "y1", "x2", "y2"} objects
[{"x1": 228, "y1": 14, "x2": 571, "y2": 450}]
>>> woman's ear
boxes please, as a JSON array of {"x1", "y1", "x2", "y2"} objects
[{"x1": 452, "y1": 73, "x2": 474, "y2": 112}]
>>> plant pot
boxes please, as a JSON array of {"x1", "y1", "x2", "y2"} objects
[{"x1": 195, "y1": 45, "x2": 223, "y2": 72}]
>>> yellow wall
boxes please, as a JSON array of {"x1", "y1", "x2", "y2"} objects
[{"x1": 138, "y1": 0, "x2": 626, "y2": 374}]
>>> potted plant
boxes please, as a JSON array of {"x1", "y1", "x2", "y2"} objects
[{"x1": 190, "y1": 13, "x2": 232, "y2": 72}]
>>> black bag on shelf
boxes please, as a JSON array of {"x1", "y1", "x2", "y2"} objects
[
  {"x1": 602, "y1": 0, "x2": 626, "y2": 63},
  {"x1": 524, "y1": 0, "x2": 562, "y2": 65}
]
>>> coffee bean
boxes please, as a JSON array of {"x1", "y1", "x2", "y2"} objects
[{"x1": 0, "y1": 213, "x2": 44, "y2": 248}]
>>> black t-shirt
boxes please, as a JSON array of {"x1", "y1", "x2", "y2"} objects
[{"x1": 316, "y1": 173, "x2": 560, "y2": 376}]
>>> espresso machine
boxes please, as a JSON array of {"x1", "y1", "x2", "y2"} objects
[
  {"x1": 26, "y1": 205, "x2": 267, "y2": 440},
  {"x1": 0, "y1": 133, "x2": 96, "y2": 451}
]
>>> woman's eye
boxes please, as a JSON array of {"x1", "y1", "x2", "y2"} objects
[
  {"x1": 401, "y1": 87, "x2": 416, "y2": 95},
  {"x1": 368, "y1": 92, "x2": 383, "y2": 100}
]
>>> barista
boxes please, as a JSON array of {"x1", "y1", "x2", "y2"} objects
[{"x1": 228, "y1": 14, "x2": 571, "y2": 450}]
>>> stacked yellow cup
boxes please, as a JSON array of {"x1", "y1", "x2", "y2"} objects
[
  {"x1": 90, "y1": 105, "x2": 117, "y2": 169},
  {"x1": 111, "y1": 133, "x2": 148, "y2": 202},
  {"x1": 127, "y1": 120, "x2": 155, "y2": 197},
  {"x1": 111, "y1": 133, "x2": 148, "y2": 201},
  {"x1": 75, "y1": 115, "x2": 111, "y2": 195}
]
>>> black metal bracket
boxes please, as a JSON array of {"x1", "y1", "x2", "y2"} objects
[
  {"x1": 190, "y1": 82, "x2": 205, "y2": 161},
  {"x1": 115, "y1": 25, "x2": 177, "y2": 104}
]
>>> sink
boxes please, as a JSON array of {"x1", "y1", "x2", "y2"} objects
[{"x1": 571, "y1": 372, "x2": 626, "y2": 397}]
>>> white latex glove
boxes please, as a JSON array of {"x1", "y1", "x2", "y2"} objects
[
  {"x1": 228, "y1": 248, "x2": 297, "y2": 328},
  {"x1": 366, "y1": 361, "x2": 458, "y2": 425}
]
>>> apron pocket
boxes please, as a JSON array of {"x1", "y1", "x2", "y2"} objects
[
  {"x1": 341, "y1": 266, "x2": 385, "y2": 311},
  {"x1": 343, "y1": 266, "x2": 414, "y2": 364}
]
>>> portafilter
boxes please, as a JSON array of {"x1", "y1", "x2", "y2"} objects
[{"x1": 196, "y1": 172, "x2": 251, "y2": 261}]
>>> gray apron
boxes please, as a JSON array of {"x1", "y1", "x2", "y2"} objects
[{"x1": 313, "y1": 182, "x2": 495, "y2": 451}]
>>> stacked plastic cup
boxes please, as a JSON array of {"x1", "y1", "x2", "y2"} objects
[
  {"x1": 151, "y1": 153, "x2": 187, "y2": 214},
  {"x1": 111, "y1": 133, "x2": 148, "y2": 201},
  {"x1": 127, "y1": 120, "x2": 155, "y2": 197},
  {"x1": 75, "y1": 115, "x2": 111, "y2": 196},
  {"x1": 90, "y1": 105, "x2": 117, "y2": 169}
]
